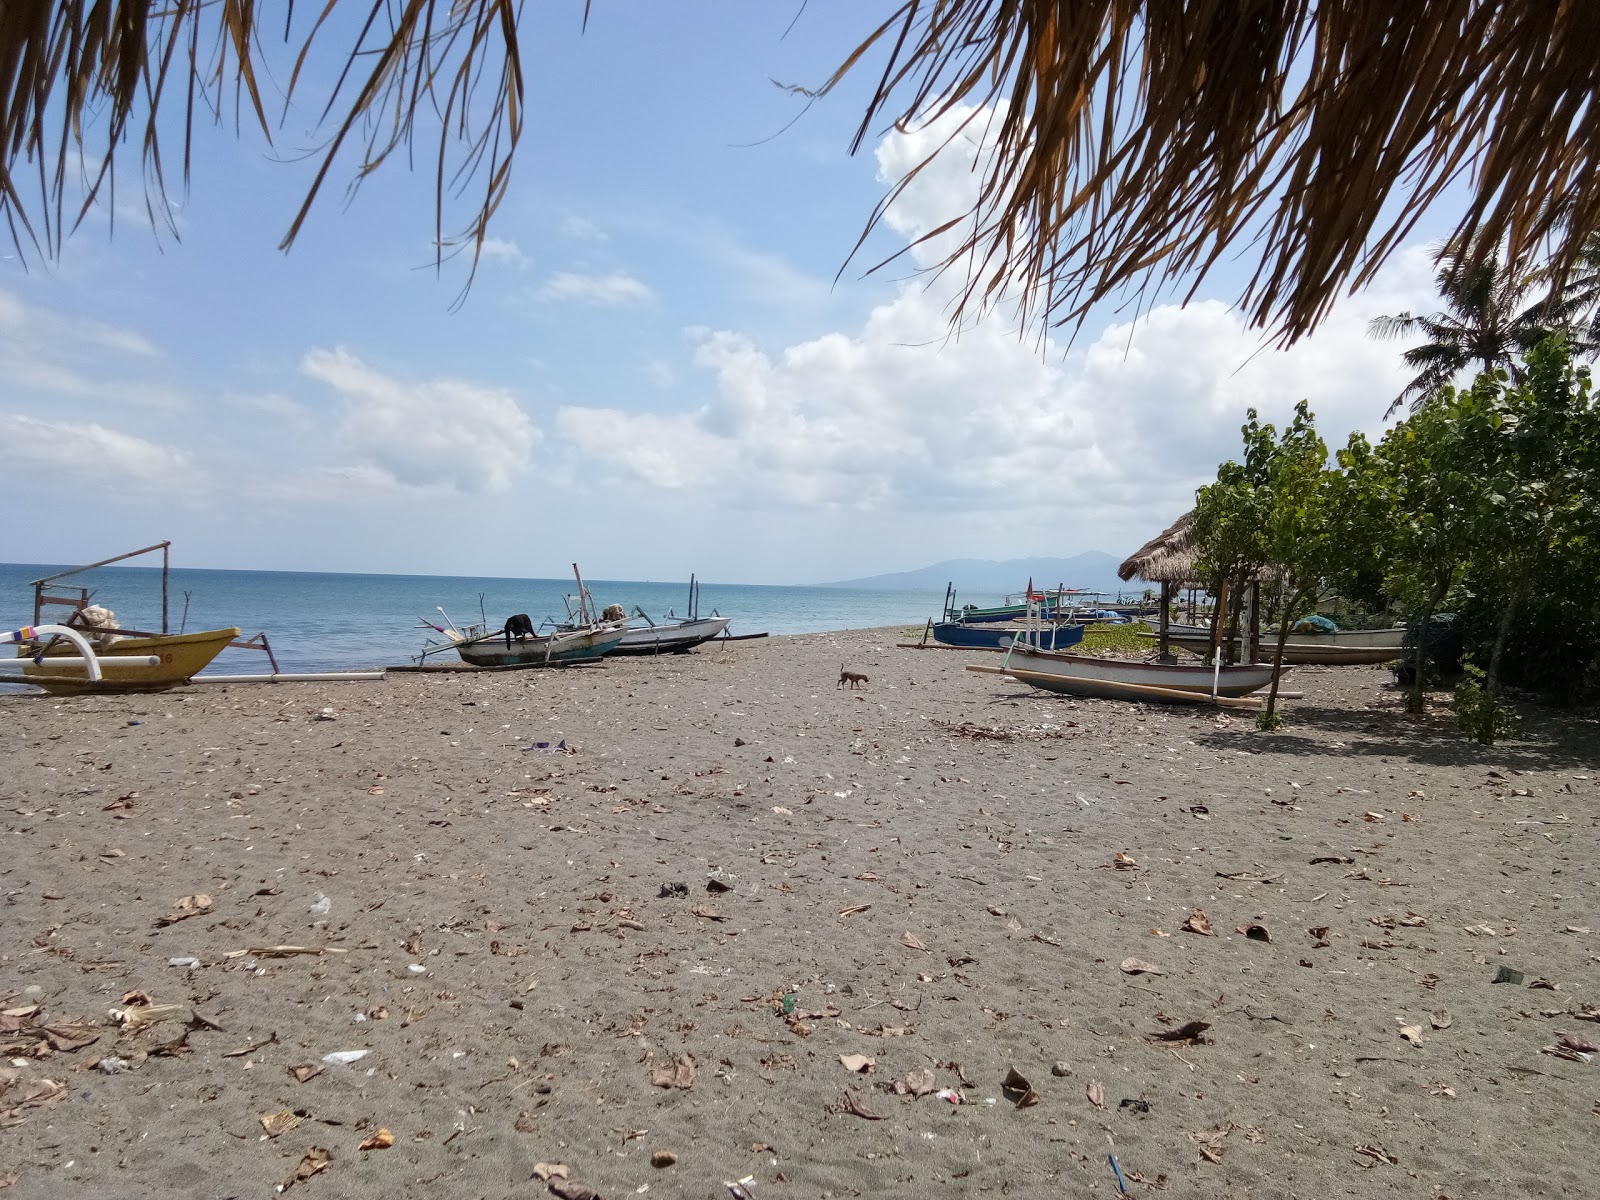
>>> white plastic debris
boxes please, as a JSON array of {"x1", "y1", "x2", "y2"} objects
[
  {"x1": 322, "y1": 1050, "x2": 369, "y2": 1066},
  {"x1": 167, "y1": 956, "x2": 200, "y2": 969},
  {"x1": 96, "y1": 1056, "x2": 132, "y2": 1074},
  {"x1": 309, "y1": 895, "x2": 332, "y2": 916},
  {"x1": 407, "y1": 964, "x2": 428, "y2": 974}
]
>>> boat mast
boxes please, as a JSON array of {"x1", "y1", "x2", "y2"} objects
[{"x1": 572, "y1": 563, "x2": 591, "y2": 625}]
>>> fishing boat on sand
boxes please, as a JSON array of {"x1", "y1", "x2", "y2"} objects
[
  {"x1": 598, "y1": 576, "x2": 731, "y2": 655},
  {"x1": 966, "y1": 662, "x2": 1267, "y2": 708},
  {"x1": 9, "y1": 625, "x2": 242, "y2": 693},
  {"x1": 994, "y1": 644, "x2": 1278, "y2": 697},
  {"x1": 445, "y1": 622, "x2": 626, "y2": 668},
  {"x1": 1153, "y1": 622, "x2": 1406, "y2": 666},
  {"x1": 5, "y1": 542, "x2": 275, "y2": 693},
  {"x1": 931, "y1": 621, "x2": 1085, "y2": 650},
  {"x1": 420, "y1": 563, "x2": 628, "y2": 669}
]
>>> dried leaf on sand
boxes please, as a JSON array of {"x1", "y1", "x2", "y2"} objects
[
  {"x1": 358, "y1": 1129, "x2": 394, "y2": 1151},
  {"x1": 894, "y1": 1068, "x2": 936, "y2": 1097},
  {"x1": 1236, "y1": 923, "x2": 1272, "y2": 942},
  {"x1": 899, "y1": 931, "x2": 930, "y2": 952},
  {"x1": 1001, "y1": 1066, "x2": 1040, "y2": 1108},
  {"x1": 1150, "y1": 1020, "x2": 1212, "y2": 1044},
  {"x1": 834, "y1": 1087, "x2": 886, "y2": 1119},
  {"x1": 154, "y1": 894, "x2": 212, "y2": 927},
  {"x1": 533, "y1": 1163, "x2": 570, "y2": 1182},
  {"x1": 1119, "y1": 957, "x2": 1163, "y2": 976},
  {"x1": 649, "y1": 1055, "x2": 696, "y2": 1089},
  {"x1": 1086, "y1": 1079, "x2": 1105, "y2": 1109},
  {"x1": 1429, "y1": 1010, "x2": 1453, "y2": 1030},
  {"x1": 1187, "y1": 1126, "x2": 1230, "y2": 1163},
  {"x1": 283, "y1": 1147, "x2": 332, "y2": 1190},
  {"x1": 548, "y1": 1179, "x2": 608, "y2": 1200},
  {"x1": 259, "y1": 1110, "x2": 300, "y2": 1138},
  {"x1": 1181, "y1": 908, "x2": 1214, "y2": 936},
  {"x1": 838, "y1": 1054, "x2": 875, "y2": 1073},
  {"x1": 1540, "y1": 1033, "x2": 1597, "y2": 1062}
]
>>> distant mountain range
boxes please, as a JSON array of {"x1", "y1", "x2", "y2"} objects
[{"x1": 821, "y1": 553, "x2": 1142, "y2": 597}]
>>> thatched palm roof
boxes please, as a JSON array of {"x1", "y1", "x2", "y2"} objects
[
  {"x1": 827, "y1": 1, "x2": 1600, "y2": 344},
  {"x1": 1118, "y1": 512, "x2": 1195, "y2": 584},
  {"x1": 6, "y1": 3, "x2": 1599, "y2": 330}
]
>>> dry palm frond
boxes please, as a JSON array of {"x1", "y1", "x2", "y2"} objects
[
  {"x1": 0, "y1": 0, "x2": 547, "y2": 296},
  {"x1": 823, "y1": 1, "x2": 1600, "y2": 345}
]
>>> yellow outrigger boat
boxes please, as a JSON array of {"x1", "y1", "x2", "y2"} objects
[{"x1": 18, "y1": 626, "x2": 242, "y2": 693}]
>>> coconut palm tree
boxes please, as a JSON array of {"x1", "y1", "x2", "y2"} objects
[
  {"x1": 1369, "y1": 235, "x2": 1600, "y2": 415},
  {"x1": 1368, "y1": 244, "x2": 1556, "y2": 416}
]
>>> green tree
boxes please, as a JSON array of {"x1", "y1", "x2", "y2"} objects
[
  {"x1": 1366, "y1": 380, "x2": 1498, "y2": 711},
  {"x1": 1253, "y1": 402, "x2": 1334, "y2": 727},
  {"x1": 1191, "y1": 410, "x2": 1274, "y2": 665}
]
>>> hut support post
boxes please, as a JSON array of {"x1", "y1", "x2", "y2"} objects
[
  {"x1": 1158, "y1": 580, "x2": 1173, "y2": 663},
  {"x1": 1247, "y1": 579, "x2": 1261, "y2": 663}
]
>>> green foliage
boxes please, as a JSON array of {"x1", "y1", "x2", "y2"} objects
[
  {"x1": 1453, "y1": 666, "x2": 1521, "y2": 744},
  {"x1": 1193, "y1": 401, "x2": 1354, "y2": 724},
  {"x1": 1361, "y1": 335, "x2": 1600, "y2": 710},
  {"x1": 1080, "y1": 622, "x2": 1153, "y2": 653},
  {"x1": 1254, "y1": 708, "x2": 1283, "y2": 731}
]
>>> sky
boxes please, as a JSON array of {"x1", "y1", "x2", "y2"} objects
[{"x1": 0, "y1": 2, "x2": 1451, "y2": 586}]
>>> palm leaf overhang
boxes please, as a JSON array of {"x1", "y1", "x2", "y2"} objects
[
  {"x1": 6, "y1": 2, "x2": 1600, "y2": 337},
  {"x1": 821, "y1": 0, "x2": 1600, "y2": 346},
  {"x1": 0, "y1": 0, "x2": 550, "y2": 296}
]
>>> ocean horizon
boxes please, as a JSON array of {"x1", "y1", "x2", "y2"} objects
[{"x1": 1, "y1": 561, "x2": 971, "y2": 675}]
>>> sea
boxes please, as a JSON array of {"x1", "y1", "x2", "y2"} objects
[{"x1": 0, "y1": 562, "x2": 966, "y2": 677}]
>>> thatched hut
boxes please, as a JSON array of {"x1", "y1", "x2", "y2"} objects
[
  {"x1": 1117, "y1": 513, "x2": 1198, "y2": 661},
  {"x1": 1117, "y1": 512, "x2": 1195, "y2": 588}
]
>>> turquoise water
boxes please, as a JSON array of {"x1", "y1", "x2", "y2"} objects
[{"x1": 0, "y1": 562, "x2": 961, "y2": 675}]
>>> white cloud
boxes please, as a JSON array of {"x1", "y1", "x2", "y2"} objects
[
  {"x1": 537, "y1": 271, "x2": 654, "y2": 307},
  {"x1": 0, "y1": 412, "x2": 206, "y2": 493},
  {"x1": 0, "y1": 286, "x2": 174, "y2": 407},
  {"x1": 554, "y1": 109, "x2": 1439, "y2": 549},
  {"x1": 251, "y1": 463, "x2": 449, "y2": 505},
  {"x1": 476, "y1": 236, "x2": 527, "y2": 265},
  {"x1": 232, "y1": 390, "x2": 316, "y2": 432},
  {"x1": 300, "y1": 347, "x2": 538, "y2": 494},
  {"x1": 561, "y1": 216, "x2": 607, "y2": 241}
]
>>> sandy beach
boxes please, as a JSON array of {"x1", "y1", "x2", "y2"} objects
[{"x1": 2, "y1": 626, "x2": 1596, "y2": 1199}]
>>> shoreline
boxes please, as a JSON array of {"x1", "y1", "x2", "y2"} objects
[{"x1": 1, "y1": 627, "x2": 1594, "y2": 1197}]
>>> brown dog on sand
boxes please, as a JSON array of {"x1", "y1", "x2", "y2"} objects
[{"x1": 838, "y1": 663, "x2": 869, "y2": 690}]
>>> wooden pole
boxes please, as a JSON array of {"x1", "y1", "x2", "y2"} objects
[
  {"x1": 572, "y1": 564, "x2": 590, "y2": 625},
  {"x1": 1159, "y1": 580, "x2": 1172, "y2": 662},
  {"x1": 1249, "y1": 579, "x2": 1262, "y2": 664},
  {"x1": 162, "y1": 543, "x2": 170, "y2": 634}
]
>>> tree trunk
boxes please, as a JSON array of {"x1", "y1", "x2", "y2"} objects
[
  {"x1": 1486, "y1": 586, "x2": 1523, "y2": 696},
  {"x1": 1224, "y1": 576, "x2": 1245, "y2": 665},
  {"x1": 1408, "y1": 572, "x2": 1453, "y2": 713},
  {"x1": 1263, "y1": 588, "x2": 1304, "y2": 721},
  {"x1": 1206, "y1": 578, "x2": 1228, "y2": 666}
]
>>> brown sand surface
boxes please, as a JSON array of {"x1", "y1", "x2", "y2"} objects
[{"x1": 1, "y1": 627, "x2": 1596, "y2": 1199}]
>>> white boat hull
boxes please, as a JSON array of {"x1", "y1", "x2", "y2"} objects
[
  {"x1": 1154, "y1": 624, "x2": 1405, "y2": 666},
  {"x1": 1001, "y1": 646, "x2": 1277, "y2": 696},
  {"x1": 611, "y1": 617, "x2": 731, "y2": 655}
]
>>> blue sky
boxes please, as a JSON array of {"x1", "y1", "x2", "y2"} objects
[{"x1": 0, "y1": 3, "x2": 1449, "y2": 586}]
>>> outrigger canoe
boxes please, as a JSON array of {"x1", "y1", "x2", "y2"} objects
[{"x1": 18, "y1": 627, "x2": 241, "y2": 693}]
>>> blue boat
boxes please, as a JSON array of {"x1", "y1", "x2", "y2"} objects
[{"x1": 932, "y1": 621, "x2": 1086, "y2": 650}]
